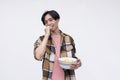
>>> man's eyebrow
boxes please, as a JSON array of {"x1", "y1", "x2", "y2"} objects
[{"x1": 45, "y1": 18, "x2": 53, "y2": 21}]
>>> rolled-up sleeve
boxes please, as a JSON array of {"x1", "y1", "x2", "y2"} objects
[{"x1": 33, "y1": 37, "x2": 42, "y2": 60}]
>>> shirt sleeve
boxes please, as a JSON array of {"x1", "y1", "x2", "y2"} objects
[
  {"x1": 33, "y1": 37, "x2": 42, "y2": 61},
  {"x1": 71, "y1": 38, "x2": 78, "y2": 59}
]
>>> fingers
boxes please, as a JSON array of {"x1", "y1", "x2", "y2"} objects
[
  {"x1": 44, "y1": 26, "x2": 50, "y2": 36},
  {"x1": 70, "y1": 64, "x2": 78, "y2": 70},
  {"x1": 70, "y1": 59, "x2": 81, "y2": 70}
]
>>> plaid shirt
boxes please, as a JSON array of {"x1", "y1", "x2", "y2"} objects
[{"x1": 34, "y1": 30, "x2": 77, "y2": 80}]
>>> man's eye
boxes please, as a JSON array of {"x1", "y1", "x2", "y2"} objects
[{"x1": 49, "y1": 19, "x2": 53, "y2": 21}]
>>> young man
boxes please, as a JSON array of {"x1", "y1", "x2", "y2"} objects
[{"x1": 34, "y1": 10, "x2": 81, "y2": 80}]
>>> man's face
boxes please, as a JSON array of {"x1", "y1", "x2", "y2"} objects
[{"x1": 44, "y1": 14, "x2": 59, "y2": 31}]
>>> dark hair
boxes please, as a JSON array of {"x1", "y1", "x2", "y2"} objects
[{"x1": 41, "y1": 10, "x2": 60, "y2": 25}]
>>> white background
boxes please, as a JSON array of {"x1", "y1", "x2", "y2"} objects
[{"x1": 0, "y1": 0, "x2": 120, "y2": 80}]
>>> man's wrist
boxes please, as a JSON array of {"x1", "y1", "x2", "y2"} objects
[{"x1": 45, "y1": 34, "x2": 50, "y2": 38}]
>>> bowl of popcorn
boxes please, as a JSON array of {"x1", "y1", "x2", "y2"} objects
[{"x1": 58, "y1": 57, "x2": 77, "y2": 69}]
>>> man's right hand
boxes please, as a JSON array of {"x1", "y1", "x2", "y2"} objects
[{"x1": 44, "y1": 26, "x2": 51, "y2": 37}]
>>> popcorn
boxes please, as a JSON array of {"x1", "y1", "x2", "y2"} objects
[{"x1": 61, "y1": 58, "x2": 74, "y2": 62}]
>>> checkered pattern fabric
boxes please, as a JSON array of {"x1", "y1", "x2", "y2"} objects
[{"x1": 34, "y1": 30, "x2": 77, "y2": 80}]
